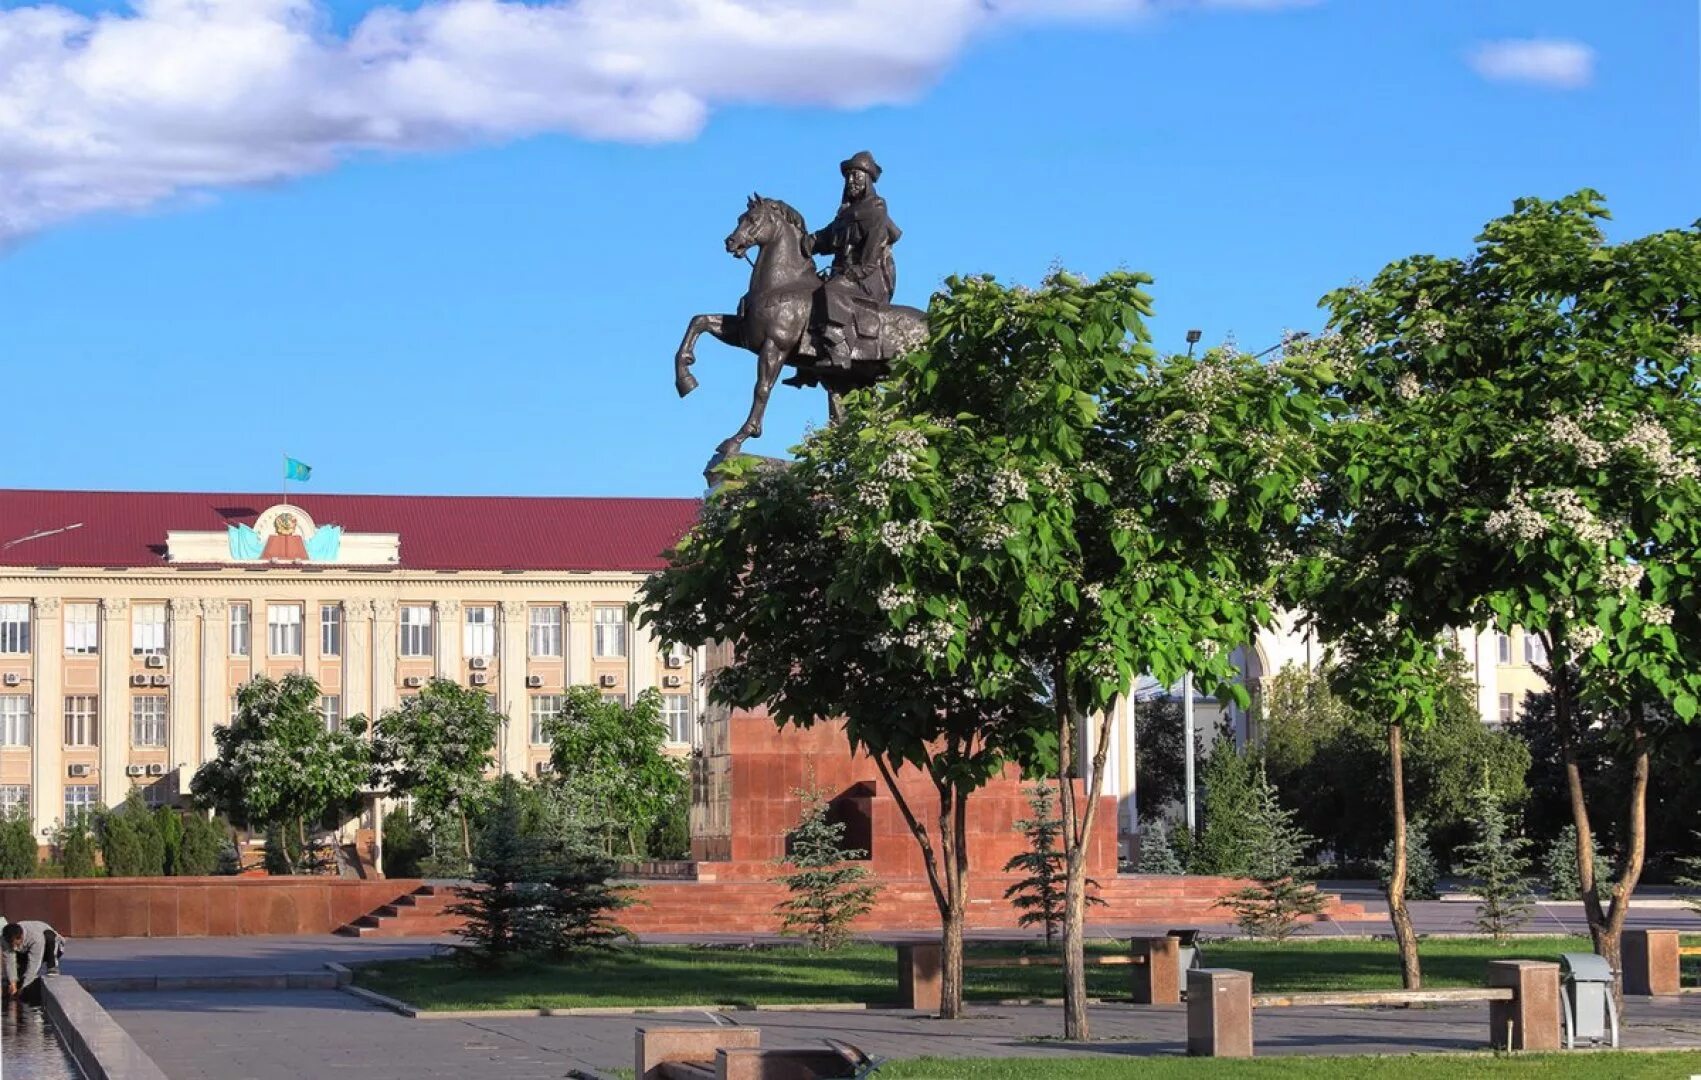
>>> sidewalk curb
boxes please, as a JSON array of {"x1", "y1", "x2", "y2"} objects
[{"x1": 42, "y1": 974, "x2": 171, "y2": 1080}]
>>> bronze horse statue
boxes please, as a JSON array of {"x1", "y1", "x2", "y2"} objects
[{"x1": 674, "y1": 195, "x2": 927, "y2": 464}]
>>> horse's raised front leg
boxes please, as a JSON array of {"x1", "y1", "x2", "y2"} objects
[
  {"x1": 675, "y1": 313, "x2": 742, "y2": 397},
  {"x1": 714, "y1": 340, "x2": 786, "y2": 461}
]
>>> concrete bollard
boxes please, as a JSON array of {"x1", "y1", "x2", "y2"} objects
[
  {"x1": 897, "y1": 942, "x2": 943, "y2": 1013},
  {"x1": 1486, "y1": 960, "x2": 1561, "y2": 1052},
  {"x1": 1130, "y1": 935, "x2": 1182, "y2": 1005},
  {"x1": 1186, "y1": 968, "x2": 1254, "y2": 1057},
  {"x1": 635, "y1": 1026, "x2": 761, "y2": 1078},
  {"x1": 1624, "y1": 929, "x2": 1681, "y2": 996}
]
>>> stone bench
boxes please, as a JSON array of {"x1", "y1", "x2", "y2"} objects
[
  {"x1": 1623, "y1": 929, "x2": 1694, "y2": 996},
  {"x1": 635, "y1": 1026, "x2": 873, "y2": 1080},
  {"x1": 1185, "y1": 960, "x2": 1561, "y2": 1058},
  {"x1": 895, "y1": 933, "x2": 1193, "y2": 1012}
]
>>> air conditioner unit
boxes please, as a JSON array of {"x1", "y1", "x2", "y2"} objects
[
  {"x1": 468, "y1": 657, "x2": 489, "y2": 671},
  {"x1": 67, "y1": 764, "x2": 91, "y2": 778},
  {"x1": 533, "y1": 761, "x2": 553, "y2": 776},
  {"x1": 125, "y1": 764, "x2": 145, "y2": 777},
  {"x1": 130, "y1": 674, "x2": 150, "y2": 687},
  {"x1": 147, "y1": 763, "x2": 166, "y2": 777},
  {"x1": 1, "y1": 673, "x2": 18, "y2": 687},
  {"x1": 525, "y1": 674, "x2": 544, "y2": 689},
  {"x1": 145, "y1": 655, "x2": 166, "y2": 669},
  {"x1": 402, "y1": 676, "x2": 423, "y2": 689},
  {"x1": 469, "y1": 672, "x2": 489, "y2": 686},
  {"x1": 665, "y1": 655, "x2": 685, "y2": 669},
  {"x1": 663, "y1": 675, "x2": 682, "y2": 688},
  {"x1": 151, "y1": 674, "x2": 171, "y2": 687},
  {"x1": 598, "y1": 674, "x2": 618, "y2": 688}
]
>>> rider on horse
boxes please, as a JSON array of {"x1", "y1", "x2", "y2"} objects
[{"x1": 806, "y1": 151, "x2": 902, "y2": 371}]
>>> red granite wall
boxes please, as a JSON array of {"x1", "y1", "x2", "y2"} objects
[{"x1": 0, "y1": 878, "x2": 423, "y2": 937}]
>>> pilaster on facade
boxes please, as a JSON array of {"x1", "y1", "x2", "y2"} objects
[
  {"x1": 630, "y1": 614, "x2": 659, "y2": 698},
  {"x1": 343, "y1": 599, "x2": 373, "y2": 721},
  {"x1": 499, "y1": 601, "x2": 528, "y2": 776},
  {"x1": 372, "y1": 599, "x2": 398, "y2": 720},
  {"x1": 436, "y1": 599, "x2": 462, "y2": 682},
  {"x1": 97, "y1": 598, "x2": 129, "y2": 808},
  {"x1": 168, "y1": 599, "x2": 198, "y2": 776},
  {"x1": 30, "y1": 598, "x2": 63, "y2": 832},
  {"x1": 567, "y1": 600, "x2": 594, "y2": 689},
  {"x1": 199, "y1": 599, "x2": 228, "y2": 770}
]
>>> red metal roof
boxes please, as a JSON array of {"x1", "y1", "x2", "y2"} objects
[{"x1": 0, "y1": 489, "x2": 700, "y2": 572}]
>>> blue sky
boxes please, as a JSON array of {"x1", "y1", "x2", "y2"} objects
[{"x1": 1, "y1": 1, "x2": 1696, "y2": 499}]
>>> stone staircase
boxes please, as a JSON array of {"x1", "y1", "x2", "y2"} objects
[{"x1": 334, "y1": 884, "x2": 462, "y2": 938}]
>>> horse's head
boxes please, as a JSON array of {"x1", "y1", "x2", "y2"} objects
[{"x1": 727, "y1": 193, "x2": 806, "y2": 260}]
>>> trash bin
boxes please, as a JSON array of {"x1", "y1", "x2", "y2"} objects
[
  {"x1": 1168, "y1": 929, "x2": 1203, "y2": 973},
  {"x1": 1559, "y1": 952, "x2": 1619, "y2": 1049}
]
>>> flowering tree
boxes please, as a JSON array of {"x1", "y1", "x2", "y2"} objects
[
  {"x1": 1310, "y1": 190, "x2": 1701, "y2": 996},
  {"x1": 371, "y1": 677, "x2": 505, "y2": 867},
  {"x1": 191, "y1": 673, "x2": 371, "y2": 875},
  {"x1": 544, "y1": 687, "x2": 687, "y2": 859}
]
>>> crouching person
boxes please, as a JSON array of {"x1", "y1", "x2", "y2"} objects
[{"x1": 4, "y1": 921, "x2": 65, "y2": 1003}]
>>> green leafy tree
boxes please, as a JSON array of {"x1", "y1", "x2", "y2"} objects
[
  {"x1": 380, "y1": 804, "x2": 432, "y2": 879},
  {"x1": 1376, "y1": 816, "x2": 1438, "y2": 901},
  {"x1": 1544, "y1": 824, "x2": 1614, "y2": 901},
  {"x1": 173, "y1": 812, "x2": 227, "y2": 876},
  {"x1": 1002, "y1": 783, "x2": 1100, "y2": 945},
  {"x1": 0, "y1": 807, "x2": 38, "y2": 879},
  {"x1": 773, "y1": 787, "x2": 880, "y2": 950},
  {"x1": 1220, "y1": 765, "x2": 1325, "y2": 941},
  {"x1": 646, "y1": 786, "x2": 692, "y2": 861},
  {"x1": 449, "y1": 776, "x2": 543, "y2": 964},
  {"x1": 1456, "y1": 783, "x2": 1534, "y2": 941},
  {"x1": 1309, "y1": 191, "x2": 1701, "y2": 999},
  {"x1": 98, "y1": 791, "x2": 166, "y2": 877},
  {"x1": 372, "y1": 678, "x2": 505, "y2": 869},
  {"x1": 545, "y1": 687, "x2": 686, "y2": 859},
  {"x1": 191, "y1": 674, "x2": 371, "y2": 874},
  {"x1": 1189, "y1": 724, "x2": 1260, "y2": 876},
  {"x1": 53, "y1": 815, "x2": 99, "y2": 878},
  {"x1": 1135, "y1": 819, "x2": 1184, "y2": 875}
]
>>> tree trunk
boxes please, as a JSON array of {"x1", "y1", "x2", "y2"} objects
[
  {"x1": 1386, "y1": 722, "x2": 1421, "y2": 990},
  {"x1": 873, "y1": 754, "x2": 966, "y2": 1020},
  {"x1": 1057, "y1": 675, "x2": 1119, "y2": 1042}
]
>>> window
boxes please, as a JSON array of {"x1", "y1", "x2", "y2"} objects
[
  {"x1": 132, "y1": 695, "x2": 167, "y2": 747},
  {"x1": 464, "y1": 606, "x2": 496, "y2": 659},
  {"x1": 1498, "y1": 693, "x2": 1515, "y2": 725},
  {"x1": 64, "y1": 603, "x2": 98, "y2": 655},
  {"x1": 1495, "y1": 632, "x2": 1511, "y2": 665},
  {"x1": 593, "y1": 606, "x2": 627, "y2": 658},
  {"x1": 0, "y1": 603, "x2": 29, "y2": 654},
  {"x1": 229, "y1": 603, "x2": 250, "y2": 657},
  {"x1": 64, "y1": 785, "x2": 98, "y2": 822},
  {"x1": 321, "y1": 605, "x2": 343, "y2": 657},
  {"x1": 267, "y1": 604, "x2": 303, "y2": 656},
  {"x1": 142, "y1": 782, "x2": 172, "y2": 809},
  {"x1": 601, "y1": 692, "x2": 627, "y2": 707},
  {"x1": 0, "y1": 696, "x2": 29, "y2": 747},
  {"x1": 321, "y1": 695, "x2": 343, "y2": 733},
  {"x1": 132, "y1": 603, "x2": 167, "y2": 656},
  {"x1": 529, "y1": 606, "x2": 563, "y2": 658},
  {"x1": 1524, "y1": 633, "x2": 1547, "y2": 666},
  {"x1": 63, "y1": 696, "x2": 98, "y2": 747},
  {"x1": 529, "y1": 694, "x2": 562, "y2": 746},
  {"x1": 0, "y1": 786, "x2": 28, "y2": 814},
  {"x1": 662, "y1": 693, "x2": 692, "y2": 744},
  {"x1": 400, "y1": 605, "x2": 434, "y2": 658}
]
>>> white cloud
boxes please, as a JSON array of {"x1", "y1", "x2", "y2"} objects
[
  {"x1": 1467, "y1": 38, "x2": 1595, "y2": 90},
  {"x1": 0, "y1": 0, "x2": 1310, "y2": 242}
]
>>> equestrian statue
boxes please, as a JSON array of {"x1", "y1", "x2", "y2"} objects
[{"x1": 674, "y1": 151, "x2": 927, "y2": 470}]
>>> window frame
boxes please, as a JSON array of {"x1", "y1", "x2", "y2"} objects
[
  {"x1": 267, "y1": 603, "x2": 304, "y2": 657},
  {"x1": 592, "y1": 606, "x2": 627, "y2": 659},
  {"x1": 528, "y1": 606, "x2": 563, "y2": 658},
  {"x1": 131, "y1": 602, "x2": 168, "y2": 657},
  {"x1": 529, "y1": 694, "x2": 563, "y2": 746},
  {"x1": 0, "y1": 785, "x2": 28, "y2": 815},
  {"x1": 0, "y1": 603, "x2": 29, "y2": 655},
  {"x1": 464, "y1": 605, "x2": 496, "y2": 659},
  {"x1": 63, "y1": 696, "x2": 98, "y2": 747},
  {"x1": 131, "y1": 694, "x2": 168, "y2": 748},
  {"x1": 662, "y1": 693, "x2": 692, "y2": 744},
  {"x1": 1495, "y1": 632, "x2": 1511, "y2": 665},
  {"x1": 321, "y1": 605, "x2": 343, "y2": 658},
  {"x1": 64, "y1": 603, "x2": 99, "y2": 656},
  {"x1": 399, "y1": 605, "x2": 434, "y2": 658},
  {"x1": 229, "y1": 603, "x2": 251, "y2": 657},
  {"x1": 1497, "y1": 692, "x2": 1515, "y2": 725},
  {"x1": 1524, "y1": 633, "x2": 1547, "y2": 666},
  {"x1": 64, "y1": 784, "x2": 98, "y2": 822},
  {"x1": 321, "y1": 695, "x2": 343, "y2": 733},
  {"x1": 0, "y1": 696, "x2": 30, "y2": 747}
]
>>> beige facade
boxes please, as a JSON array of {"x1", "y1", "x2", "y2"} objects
[{"x1": 0, "y1": 570, "x2": 703, "y2": 840}]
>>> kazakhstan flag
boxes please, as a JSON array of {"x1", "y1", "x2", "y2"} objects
[{"x1": 284, "y1": 457, "x2": 312, "y2": 482}]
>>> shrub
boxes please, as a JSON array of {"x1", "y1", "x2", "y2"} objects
[
  {"x1": 1220, "y1": 766, "x2": 1325, "y2": 941},
  {"x1": 1456, "y1": 784, "x2": 1533, "y2": 942},
  {"x1": 156, "y1": 808, "x2": 184, "y2": 876},
  {"x1": 382, "y1": 805, "x2": 432, "y2": 879},
  {"x1": 774, "y1": 787, "x2": 879, "y2": 950},
  {"x1": 99, "y1": 792, "x2": 167, "y2": 877},
  {"x1": 175, "y1": 812, "x2": 228, "y2": 876},
  {"x1": 1544, "y1": 824, "x2": 1614, "y2": 901},
  {"x1": 0, "y1": 806, "x2": 39, "y2": 879},
  {"x1": 645, "y1": 786, "x2": 692, "y2": 861},
  {"x1": 1376, "y1": 816, "x2": 1440, "y2": 901},
  {"x1": 1189, "y1": 723, "x2": 1261, "y2": 876},
  {"x1": 53, "y1": 815, "x2": 100, "y2": 878},
  {"x1": 1135, "y1": 819, "x2": 1185, "y2": 876}
]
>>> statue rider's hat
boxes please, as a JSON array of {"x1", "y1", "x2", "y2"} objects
[{"x1": 839, "y1": 151, "x2": 883, "y2": 182}]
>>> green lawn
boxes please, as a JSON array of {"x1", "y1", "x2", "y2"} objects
[
  {"x1": 874, "y1": 1052, "x2": 1701, "y2": 1078},
  {"x1": 354, "y1": 935, "x2": 1692, "y2": 1012}
]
